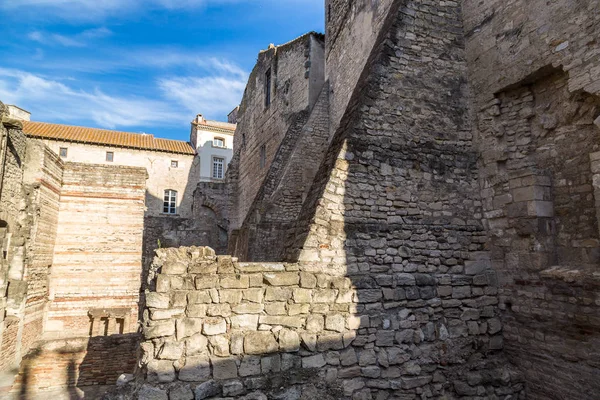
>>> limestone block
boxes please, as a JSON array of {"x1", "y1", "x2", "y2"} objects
[
  {"x1": 220, "y1": 289, "x2": 244, "y2": 303},
  {"x1": 375, "y1": 330, "x2": 395, "y2": 347},
  {"x1": 300, "y1": 272, "x2": 317, "y2": 288},
  {"x1": 168, "y1": 383, "x2": 194, "y2": 400},
  {"x1": 356, "y1": 289, "x2": 383, "y2": 303},
  {"x1": 176, "y1": 318, "x2": 203, "y2": 340},
  {"x1": 185, "y1": 333, "x2": 208, "y2": 355},
  {"x1": 263, "y1": 272, "x2": 300, "y2": 286},
  {"x1": 162, "y1": 261, "x2": 187, "y2": 275},
  {"x1": 243, "y1": 288, "x2": 265, "y2": 303},
  {"x1": 231, "y1": 332, "x2": 245, "y2": 354},
  {"x1": 306, "y1": 315, "x2": 324, "y2": 333},
  {"x1": 340, "y1": 348, "x2": 358, "y2": 366},
  {"x1": 178, "y1": 355, "x2": 211, "y2": 381},
  {"x1": 194, "y1": 380, "x2": 221, "y2": 399},
  {"x1": 221, "y1": 275, "x2": 250, "y2": 289},
  {"x1": 261, "y1": 354, "x2": 281, "y2": 374},
  {"x1": 146, "y1": 293, "x2": 170, "y2": 309},
  {"x1": 186, "y1": 304, "x2": 207, "y2": 318},
  {"x1": 151, "y1": 308, "x2": 185, "y2": 320},
  {"x1": 157, "y1": 341, "x2": 183, "y2": 360},
  {"x1": 196, "y1": 276, "x2": 218, "y2": 289},
  {"x1": 231, "y1": 314, "x2": 259, "y2": 330},
  {"x1": 208, "y1": 303, "x2": 232, "y2": 317},
  {"x1": 239, "y1": 355, "x2": 262, "y2": 377},
  {"x1": 147, "y1": 360, "x2": 176, "y2": 383},
  {"x1": 264, "y1": 302, "x2": 286, "y2": 315},
  {"x1": 302, "y1": 354, "x2": 326, "y2": 369},
  {"x1": 288, "y1": 304, "x2": 310, "y2": 315},
  {"x1": 325, "y1": 314, "x2": 346, "y2": 332},
  {"x1": 156, "y1": 275, "x2": 170, "y2": 293},
  {"x1": 223, "y1": 380, "x2": 245, "y2": 396},
  {"x1": 188, "y1": 290, "x2": 213, "y2": 304},
  {"x1": 395, "y1": 273, "x2": 416, "y2": 286},
  {"x1": 171, "y1": 291, "x2": 188, "y2": 308},
  {"x1": 317, "y1": 333, "x2": 345, "y2": 351},
  {"x1": 138, "y1": 384, "x2": 168, "y2": 400},
  {"x1": 264, "y1": 286, "x2": 292, "y2": 301},
  {"x1": 145, "y1": 321, "x2": 176, "y2": 339},
  {"x1": 217, "y1": 256, "x2": 235, "y2": 273},
  {"x1": 233, "y1": 303, "x2": 264, "y2": 314},
  {"x1": 278, "y1": 328, "x2": 300, "y2": 352},
  {"x1": 452, "y1": 286, "x2": 471, "y2": 299},
  {"x1": 259, "y1": 315, "x2": 304, "y2": 328},
  {"x1": 209, "y1": 335, "x2": 230, "y2": 357},
  {"x1": 300, "y1": 333, "x2": 317, "y2": 351},
  {"x1": 189, "y1": 262, "x2": 218, "y2": 274},
  {"x1": 212, "y1": 358, "x2": 239, "y2": 379},
  {"x1": 292, "y1": 288, "x2": 312, "y2": 303},
  {"x1": 312, "y1": 289, "x2": 338, "y2": 303},
  {"x1": 203, "y1": 317, "x2": 227, "y2": 335},
  {"x1": 244, "y1": 331, "x2": 278, "y2": 354}
]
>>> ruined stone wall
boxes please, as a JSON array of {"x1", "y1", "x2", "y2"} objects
[
  {"x1": 325, "y1": 0, "x2": 396, "y2": 137},
  {"x1": 122, "y1": 246, "x2": 523, "y2": 399},
  {"x1": 45, "y1": 163, "x2": 147, "y2": 338},
  {"x1": 463, "y1": 1, "x2": 600, "y2": 398},
  {"x1": 230, "y1": 33, "x2": 324, "y2": 233},
  {"x1": 232, "y1": 84, "x2": 330, "y2": 261}
]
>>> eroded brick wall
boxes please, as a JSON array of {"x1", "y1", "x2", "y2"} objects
[
  {"x1": 464, "y1": 0, "x2": 600, "y2": 398},
  {"x1": 120, "y1": 246, "x2": 523, "y2": 399},
  {"x1": 46, "y1": 163, "x2": 147, "y2": 338}
]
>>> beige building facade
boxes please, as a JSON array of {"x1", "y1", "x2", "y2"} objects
[
  {"x1": 190, "y1": 114, "x2": 236, "y2": 182},
  {"x1": 21, "y1": 120, "x2": 198, "y2": 219}
]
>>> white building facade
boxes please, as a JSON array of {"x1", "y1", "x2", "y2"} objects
[{"x1": 189, "y1": 114, "x2": 236, "y2": 182}]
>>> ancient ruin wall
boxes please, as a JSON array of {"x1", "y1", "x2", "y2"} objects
[
  {"x1": 128, "y1": 246, "x2": 523, "y2": 399},
  {"x1": 45, "y1": 163, "x2": 147, "y2": 338},
  {"x1": 230, "y1": 33, "x2": 324, "y2": 233},
  {"x1": 463, "y1": 0, "x2": 600, "y2": 398}
]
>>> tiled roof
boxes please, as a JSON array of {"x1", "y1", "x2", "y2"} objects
[
  {"x1": 194, "y1": 119, "x2": 236, "y2": 132},
  {"x1": 22, "y1": 121, "x2": 196, "y2": 155}
]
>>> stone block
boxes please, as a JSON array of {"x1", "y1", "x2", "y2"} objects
[
  {"x1": 264, "y1": 302, "x2": 287, "y2": 315},
  {"x1": 395, "y1": 273, "x2": 416, "y2": 285},
  {"x1": 186, "y1": 304, "x2": 207, "y2": 318},
  {"x1": 185, "y1": 333, "x2": 208, "y2": 355},
  {"x1": 292, "y1": 288, "x2": 312, "y2": 303},
  {"x1": 325, "y1": 314, "x2": 346, "y2": 332},
  {"x1": 278, "y1": 328, "x2": 300, "y2": 352},
  {"x1": 261, "y1": 354, "x2": 281, "y2": 374},
  {"x1": 151, "y1": 308, "x2": 185, "y2": 320},
  {"x1": 195, "y1": 276, "x2": 218, "y2": 289},
  {"x1": 212, "y1": 358, "x2": 239, "y2": 379},
  {"x1": 244, "y1": 331, "x2": 278, "y2": 354},
  {"x1": 145, "y1": 321, "x2": 175, "y2": 339},
  {"x1": 300, "y1": 272, "x2": 317, "y2": 288},
  {"x1": 188, "y1": 261, "x2": 218, "y2": 274},
  {"x1": 231, "y1": 314, "x2": 259, "y2": 330},
  {"x1": 302, "y1": 354, "x2": 326, "y2": 369},
  {"x1": 313, "y1": 289, "x2": 338, "y2": 303},
  {"x1": 146, "y1": 292, "x2": 170, "y2": 309},
  {"x1": 147, "y1": 360, "x2": 176, "y2": 383},
  {"x1": 194, "y1": 380, "x2": 221, "y2": 399},
  {"x1": 138, "y1": 384, "x2": 168, "y2": 400},
  {"x1": 223, "y1": 380, "x2": 245, "y2": 396},
  {"x1": 288, "y1": 303, "x2": 310, "y2": 315},
  {"x1": 259, "y1": 315, "x2": 304, "y2": 328},
  {"x1": 168, "y1": 383, "x2": 194, "y2": 400},
  {"x1": 176, "y1": 318, "x2": 203, "y2": 340},
  {"x1": 239, "y1": 355, "x2": 262, "y2": 377},
  {"x1": 265, "y1": 286, "x2": 292, "y2": 301},
  {"x1": 356, "y1": 289, "x2": 383, "y2": 303},
  {"x1": 233, "y1": 302, "x2": 264, "y2": 314},
  {"x1": 179, "y1": 355, "x2": 210, "y2": 381},
  {"x1": 221, "y1": 275, "x2": 250, "y2": 289},
  {"x1": 243, "y1": 288, "x2": 265, "y2": 303},
  {"x1": 220, "y1": 289, "x2": 244, "y2": 303},
  {"x1": 188, "y1": 291, "x2": 213, "y2": 304},
  {"x1": 208, "y1": 303, "x2": 232, "y2": 317},
  {"x1": 157, "y1": 341, "x2": 183, "y2": 360},
  {"x1": 162, "y1": 261, "x2": 187, "y2": 275},
  {"x1": 263, "y1": 272, "x2": 300, "y2": 286},
  {"x1": 203, "y1": 317, "x2": 227, "y2": 335},
  {"x1": 156, "y1": 275, "x2": 170, "y2": 293},
  {"x1": 208, "y1": 335, "x2": 230, "y2": 357}
]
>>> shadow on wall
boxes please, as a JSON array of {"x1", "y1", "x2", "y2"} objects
[
  {"x1": 118, "y1": 2, "x2": 527, "y2": 399},
  {"x1": 11, "y1": 334, "x2": 139, "y2": 400}
]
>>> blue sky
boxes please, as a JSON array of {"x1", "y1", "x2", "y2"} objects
[{"x1": 0, "y1": 0, "x2": 324, "y2": 141}]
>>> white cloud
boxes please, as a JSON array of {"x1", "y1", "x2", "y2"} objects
[
  {"x1": 0, "y1": 68, "x2": 185, "y2": 129},
  {"x1": 28, "y1": 27, "x2": 112, "y2": 47}
]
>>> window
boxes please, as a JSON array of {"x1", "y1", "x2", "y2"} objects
[
  {"x1": 265, "y1": 68, "x2": 272, "y2": 107},
  {"x1": 163, "y1": 190, "x2": 177, "y2": 214},
  {"x1": 171, "y1": 160, "x2": 178, "y2": 168},
  {"x1": 260, "y1": 144, "x2": 266, "y2": 169},
  {"x1": 242, "y1": 132, "x2": 246, "y2": 147},
  {"x1": 213, "y1": 137, "x2": 225, "y2": 148},
  {"x1": 106, "y1": 151, "x2": 114, "y2": 162},
  {"x1": 212, "y1": 157, "x2": 225, "y2": 179},
  {"x1": 59, "y1": 147, "x2": 68, "y2": 158},
  {"x1": 328, "y1": 4, "x2": 332, "y2": 22}
]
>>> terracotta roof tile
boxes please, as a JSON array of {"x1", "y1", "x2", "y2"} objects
[{"x1": 22, "y1": 121, "x2": 196, "y2": 155}]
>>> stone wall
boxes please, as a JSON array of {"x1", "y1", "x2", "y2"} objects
[
  {"x1": 463, "y1": 0, "x2": 600, "y2": 398},
  {"x1": 122, "y1": 246, "x2": 523, "y2": 399},
  {"x1": 45, "y1": 163, "x2": 147, "y2": 338},
  {"x1": 10, "y1": 335, "x2": 139, "y2": 399},
  {"x1": 231, "y1": 84, "x2": 330, "y2": 261},
  {"x1": 230, "y1": 33, "x2": 325, "y2": 233}
]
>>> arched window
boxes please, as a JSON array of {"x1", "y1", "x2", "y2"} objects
[{"x1": 163, "y1": 190, "x2": 177, "y2": 214}]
